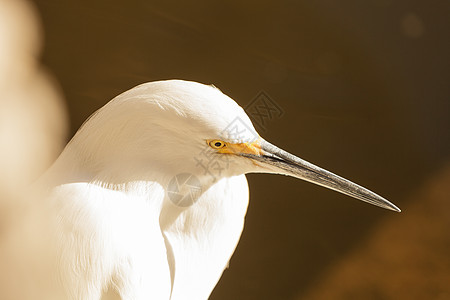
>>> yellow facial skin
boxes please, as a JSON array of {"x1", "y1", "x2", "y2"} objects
[{"x1": 206, "y1": 139, "x2": 263, "y2": 156}]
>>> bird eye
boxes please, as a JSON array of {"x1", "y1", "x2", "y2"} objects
[{"x1": 209, "y1": 140, "x2": 226, "y2": 149}]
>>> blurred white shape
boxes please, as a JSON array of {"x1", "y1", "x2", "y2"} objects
[
  {"x1": 0, "y1": 0, "x2": 67, "y2": 299},
  {"x1": 0, "y1": 0, "x2": 67, "y2": 199},
  {"x1": 400, "y1": 12, "x2": 425, "y2": 38}
]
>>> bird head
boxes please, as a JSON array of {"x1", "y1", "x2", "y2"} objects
[{"x1": 67, "y1": 80, "x2": 399, "y2": 211}]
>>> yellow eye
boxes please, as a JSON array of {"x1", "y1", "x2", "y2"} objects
[{"x1": 208, "y1": 140, "x2": 226, "y2": 149}]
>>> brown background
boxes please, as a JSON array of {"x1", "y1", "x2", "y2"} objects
[{"x1": 32, "y1": 0, "x2": 449, "y2": 299}]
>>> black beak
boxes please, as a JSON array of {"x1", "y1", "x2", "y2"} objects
[{"x1": 243, "y1": 140, "x2": 401, "y2": 212}]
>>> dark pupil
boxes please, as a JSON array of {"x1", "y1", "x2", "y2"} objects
[{"x1": 214, "y1": 142, "x2": 222, "y2": 147}]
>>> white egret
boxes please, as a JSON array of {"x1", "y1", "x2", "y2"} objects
[{"x1": 40, "y1": 80, "x2": 400, "y2": 299}]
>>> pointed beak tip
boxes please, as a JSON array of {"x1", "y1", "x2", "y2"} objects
[
  {"x1": 393, "y1": 206, "x2": 402, "y2": 213},
  {"x1": 384, "y1": 202, "x2": 401, "y2": 213}
]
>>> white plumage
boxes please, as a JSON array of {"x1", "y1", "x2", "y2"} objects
[
  {"x1": 27, "y1": 80, "x2": 399, "y2": 299},
  {"x1": 41, "y1": 80, "x2": 256, "y2": 299}
]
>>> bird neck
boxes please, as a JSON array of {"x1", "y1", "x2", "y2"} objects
[{"x1": 160, "y1": 175, "x2": 249, "y2": 299}]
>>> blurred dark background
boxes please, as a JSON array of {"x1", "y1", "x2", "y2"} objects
[{"x1": 32, "y1": 0, "x2": 449, "y2": 299}]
